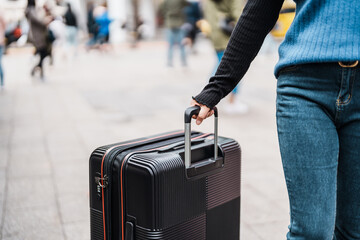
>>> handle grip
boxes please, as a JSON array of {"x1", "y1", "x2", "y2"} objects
[
  {"x1": 184, "y1": 106, "x2": 218, "y2": 169},
  {"x1": 184, "y1": 105, "x2": 218, "y2": 123}
]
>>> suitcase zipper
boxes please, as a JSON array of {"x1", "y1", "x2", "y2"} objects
[{"x1": 95, "y1": 175, "x2": 108, "y2": 188}]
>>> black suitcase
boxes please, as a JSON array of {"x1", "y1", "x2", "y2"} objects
[{"x1": 89, "y1": 107, "x2": 241, "y2": 240}]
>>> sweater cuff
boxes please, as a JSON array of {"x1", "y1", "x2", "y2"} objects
[{"x1": 192, "y1": 91, "x2": 222, "y2": 109}]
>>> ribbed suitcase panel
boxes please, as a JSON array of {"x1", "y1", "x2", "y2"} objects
[
  {"x1": 91, "y1": 147, "x2": 108, "y2": 158},
  {"x1": 207, "y1": 141, "x2": 241, "y2": 209},
  {"x1": 127, "y1": 153, "x2": 206, "y2": 229},
  {"x1": 90, "y1": 208, "x2": 104, "y2": 240},
  {"x1": 136, "y1": 214, "x2": 206, "y2": 240}
]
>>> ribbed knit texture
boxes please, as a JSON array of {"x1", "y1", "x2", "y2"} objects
[
  {"x1": 194, "y1": 0, "x2": 360, "y2": 109},
  {"x1": 275, "y1": 0, "x2": 360, "y2": 76}
]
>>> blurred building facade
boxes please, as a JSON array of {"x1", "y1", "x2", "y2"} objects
[
  {"x1": 103, "y1": 0, "x2": 161, "y2": 43},
  {"x1": 0, "y1": 0, "x2": 160, "y2": 43},
  {"x1": 0, "y1": 0, "x2": 28, "y2": 23}
]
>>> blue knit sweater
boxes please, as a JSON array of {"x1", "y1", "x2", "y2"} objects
[
  {"x1": 194, "y1": 0, "x2": 360, "y2": 109},
  {"x1": 275, "y1": 0, "x2": 360, "y2": 76}
]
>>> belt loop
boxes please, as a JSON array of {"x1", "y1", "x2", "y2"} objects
[{"x1": 338, "y1": 61, "x2": 359, "y2": 68}]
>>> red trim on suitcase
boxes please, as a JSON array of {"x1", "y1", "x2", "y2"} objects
[
  {"x1": 100, "y1": 131, "x2": 184, "y2": 240},
  {"x1": 120, "y1": 133, "x2": 211, "y2": 240}
]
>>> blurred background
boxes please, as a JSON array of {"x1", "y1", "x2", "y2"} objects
[{"x1": 0, "y1": 0, "x2": 295, "y2": 239}]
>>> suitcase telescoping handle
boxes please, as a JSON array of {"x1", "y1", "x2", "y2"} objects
[{"x1": 184, "y1": 106, "x2": 219, "y2": 169}]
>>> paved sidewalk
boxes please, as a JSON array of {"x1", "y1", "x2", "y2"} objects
[{"x1": 0, "y1": 39, "x2": 289, "y2": 240}]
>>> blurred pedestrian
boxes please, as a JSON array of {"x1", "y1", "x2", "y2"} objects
[
  {"x1": 63, "y1": 3, "x2": 78, "y2": 54},
  {"x1": 159, "y1": 0, "x2": 189, "y2": 67},
  {"x1": 25, "y1": 0, "x2": 53, "y2": 80},
  {"x1": 4, "y1": 22, "x2": 22, "y2": 52},
  {"x1": 0, "y1": 9, "x2": 6, "y2": 90},
  {"x1": 86, "y1": 2, "x2": 98, "y2": 49},
  {"x1": 203, "y1": 0, "x2": 246, "y2": 114},
  {"x1": 94, "y1": 3, "x2": 113, "y2": 51},
  {"x1": 122, "y1": 17, "x2": 148, "y2": 47},
  {"x1": 48, "y1": 15, "x2": 67, "y2": 60},
  {"x1": 182, "y1": 0, "x2": 202, "y2": 53},
  {"x1": 44, "y1": 3, "x2": 56, "y2": 66},
  {"x1": 191, "y1": 0, "x2": 360, "y2": 239}
]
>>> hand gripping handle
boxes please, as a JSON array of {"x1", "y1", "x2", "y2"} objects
[{"x1": 184, "y1": 106, "x2": 218, "y2": 169}]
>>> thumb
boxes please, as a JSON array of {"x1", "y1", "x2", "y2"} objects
[{"x1": 196, "y1": 106, "x2": 210, "y2": 125}]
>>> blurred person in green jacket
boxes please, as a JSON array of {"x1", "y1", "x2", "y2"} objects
[
  {"x1": 202, "y1": 0, "x2": 246, "y2": 114},
  {"x1": 160, "y1": 0, "x2": 189, "y2": 67}
]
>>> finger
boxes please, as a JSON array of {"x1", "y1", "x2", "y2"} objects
[
  {"x1": 196, "y1": 116, "x2": 203, "y2": 125},
  {"x1": 196, "y1": 106, "x2": 210, "y2": 125},
  {"x1": 198, "y1": 106, "x2": 210, "y2": 119},
  {"x1": 190, "y1": 100, "x2": 199, "y2": 119},
  {"x1": 190, "y1": 99, "x2": 197, "y2": 106},
  {"x1": 208, "y1": 110, "x2": 215, "y2": 117},
  {"x1": 190, "y1": 99, "x2": 204, "y2": 119}
]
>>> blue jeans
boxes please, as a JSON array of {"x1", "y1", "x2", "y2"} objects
[
  {"x1": 0, "y1": 45, "x2": 3, "y2": 86},
  {"x1": 167, "y1": 28, "x2": 186, "y2": 66},
  {"x1": 277, "y1": 63, "x2": 360, "y2": 239},
  {"x1": 66, "y1": 26, "x2": 78, "y2": 46}
]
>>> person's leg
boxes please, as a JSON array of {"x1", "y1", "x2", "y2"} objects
[
  {"x1": 277, "y1": 64, "x2": 340, "y2": 239},
  {"x1": 167, "y1": 28, "x2": 175, "y2": 66},
  {"x1": 48, "y1": 44, "x2": 53, "y2": 66},
  {"x1": 37, "y1": 48, "x2": 48, "y2": 79},
  {"x1": 229, "y1": 85, "x2": 238, "y2": 104},
  {"x1": 335, "y1": 123, "x2": 360, "y2": 240},
  {"x1": 69, "y1": 26, "x2": 78, "y2": 47},
  {"x1": 178, "y1": 28, "x2": 187, "y2": 66},
  {"x1": 334, "y1": 66, "x2": 360, "y2": 240},
  {"x1": 0, "y1": 45, "x2": 4, "y2": 87},
  {"x1": 213, "y1": 50, "x2": 224, "y2": 75},
  {"x1": 31, "y1": 49, "x2": 40, "y2": 77},
  {"x1": 190, "y1": 26, "x2": 197, "y2": 47}
]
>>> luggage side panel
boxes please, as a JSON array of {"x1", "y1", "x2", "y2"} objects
[
  {"x1": 125, "y1": 153, "x2": 207, "y2": 230},
  {"x1": 90, "y1": 147, "x2": 107, "y2": 240},
  {"x1": 206, "y1": 140, "x2": 241, "y2": 240},
  {"x1": 207, "y1": 140, "x2": 241, "y2": 209},
  {"x1": 136, "y1": 214, "x2": 206, "y2": 240}
]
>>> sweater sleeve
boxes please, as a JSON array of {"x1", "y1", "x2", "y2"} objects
[{"x1": 193, "y1": 0, "x2": 284, "y2": 109}]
